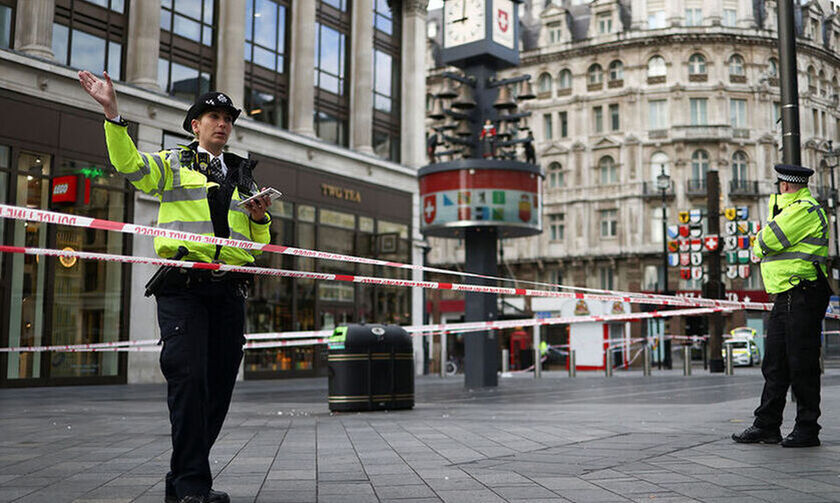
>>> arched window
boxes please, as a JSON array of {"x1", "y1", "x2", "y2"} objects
[
  {"x1": 647, "y1": 56, "x2": 666, "y2": 77},
  {"x1": 691, "y1": 150, "x2": 709, "y2": 182},
  {"x1": 650, "y1": 151, "x2": 669, "y2": 182},
  {"x1": 598, "y1": 155, "x2": 617, "y2": 184},
  {"x1": 588, "y1": 63, "x2": 603, "y2": 85},
  {"x1": 819, "y1": 69, "x2": 827, "y2": 96},
  {"x1": 729, "y1": 54, "x2": 745, "y2": 76},
  {"x1": 808, "y1": 66, "x2": 817, "y2": 93},
  {"x1": 732, "y1": 151, "x2": 748, "y2": 184},
  {"x1": 688, "y1": 53, "x2": 706, "y2": 75},
  {"x1": 538, "y1": 72, "x2": 553, "y2": 94},
  {"x1": 608, "y1": 60, "x2": 624, "y2": 81},
  {"x1": 768, "y1": 58, "x2": 778, "y2": 77},
  {"x1": 558, "y1": 69, "x2": 572, "y2": 89},
  {"x1": 832, "y1": 76, "x2": 838, "y2": 98},
  {"x1": 548, "y1": 162, "x2": 564, "y2": 188}
]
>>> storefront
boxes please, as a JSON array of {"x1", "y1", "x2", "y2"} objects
[
  {"x1": 0, "y1": 90, "x2": 134, "y2": 387},
  {"x1": 242, "y1": 154, "x2": 413, "y2": 379}
]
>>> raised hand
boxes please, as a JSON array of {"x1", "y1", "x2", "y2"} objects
[{"x1": 78, "y1": 70, "x2": 119, "y2": 119}]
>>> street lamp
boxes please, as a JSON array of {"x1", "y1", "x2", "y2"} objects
[
  {"x1": 823, "y1": 140, "x2": 840, "y2": 287},
  {"x1": 656, "y1": 165, "x2": 672, "y2": 294}
]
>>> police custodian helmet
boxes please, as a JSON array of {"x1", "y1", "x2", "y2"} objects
[
  {"x1": 182, "y1": 92, "x2": 242, "y2": 133},
  {"x1": 774, "y1": 164, "x2": 814, "y2": 184}
]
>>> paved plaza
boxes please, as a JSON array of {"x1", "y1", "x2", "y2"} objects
[{"x1": 2, "y1": 368, "x2": 840, "y2": 502}]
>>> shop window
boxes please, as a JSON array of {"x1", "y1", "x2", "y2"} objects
[
  {"x1": 53, "y1": 0, "x2": 127, "y2": 79},
  {"x1": 244, "y1": 0, "x2": 290, "y2": 129},
  {"x1": 159, "y1": 0, "x2": 215, "y2": 103}
]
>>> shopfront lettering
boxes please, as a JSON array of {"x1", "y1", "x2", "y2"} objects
[{"x1": 321, "y1": 183, "x2": 362, "y2": 203}]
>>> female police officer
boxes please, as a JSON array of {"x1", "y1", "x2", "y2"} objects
[{"x1": 79, "y1": 70, "x2": 272, "y2": 503}]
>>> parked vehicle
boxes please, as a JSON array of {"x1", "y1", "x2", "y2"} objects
[{"x1": 722, "y1": 338, "x2": 761, "y2": 367}]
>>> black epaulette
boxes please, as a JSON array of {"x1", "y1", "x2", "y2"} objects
[{"x1": 178, "y1": 148, "x2": 194, "y2": 167}]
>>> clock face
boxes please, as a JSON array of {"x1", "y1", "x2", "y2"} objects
[
  {"x1": 492, "y1": 0, "x2": 515, "y2": 49},
  {"x1": 443, "y1": 0, "x2": 486, "y2": 48}
]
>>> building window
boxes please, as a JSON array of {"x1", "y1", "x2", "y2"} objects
[
  {"x1": 768, "y1": 58, "x2": 778, "y2": 77},
  {"x1": 52, "y1": 0, "x2": 126, "y2": 80},
  {"x1": 549, "y1": 269, "x2": 563, "y2": 286},
  {"x1": 807, "y1": 66, "x2": 817, "y2": 94},
  {"x1": 820, "y1": 70, "x2": 827, "y2": 96},
  {"x1": 599, "y1": 156, "x2": 617, "y2": 184},
  {"x1": 543, "y1": 113, "x2": 553, "y2": 140},
  {"x1": 647, "y1": 56, "x2": 666, "y2": 77},
  {"x1": 651, "y1": 207, "x2": 665, "y2": 243},
  {"x1": 609, "y1": 104, "x2": 620, "y2": 131},
  {"x1": 648, "y1": 99, "x2": 667, "y2": 130},
  {"x1": 688, "y1": 53, "x2": 706, "y2": 75},
  {"x1": 244, "y1": 0, "x2": 290, "y2": 129},
  {"x1": 600, "y1": 209, "x2": 618, "y2": 238},
  {"x1": 558, "y1": 69, "x2": 572, "y2": 90},
  {"x1": 548, "y1": 27, "x2": 563, "y2": 43},
  {"x1": 0, "y1": 1, "x2": 14, "y2": 49},
  {"x1": 684, "y1": 8, "x2": 703, "y2": 26},
  {"x1": 599, "y1": 266, "x2": 615, "y2": 290},
  {"x1": 723, "y1": 8, "x2": 737, "y2": 27},
  {"x1": 608, "y1": 60, "x2": 623, "y2": 81},
  {"x1": 650, "y1": 151, "x2": 669, "y2": 181},
  {"x1": 691, "y1": 149, "x2": 709, "y2": 182},
  {"x1": 732, "y1": 151, "x2": 748, "y2": 183},
  {"x1": 648, "y1": 10, "x2": 666, "y2": 28},
  {"x1": 730, "y1": 98, "x2": 747, "y2": 128},
  {"x1": 559, "y1": 111, "x2": 568, "y2": 137},
  {"x1": 597, "y1": 13, "x2": 612, "y2": 33},
  {"x1": 593, "y1": 106, "x2": 603, "y2": 133},
  {"x1": 690, "y1": 98, "x2": 708, "y2": 125},
  {"x1": 729, "y1": 54, "x2": 745, "y2": 77},
  {"x1": 538, "y1": 72, "x2": 553, "y2": 94},
  {"x1": 772, "y1": 101, "x2": 780, "y2": 126},
  {"x1": 588, "y1": 64, "x2": 603, "y2": 85},
  {"x1": 549, "y1": 213, "x2": 565, "y2": 240},
  {"x1": 159, "y1": 0, "x2": 215, "y2": 102},
  {"x1": 548, "y1": 162, "x2": 564, "y2": 188},
  {"x1": 314, "y1": 1, "x2": 351, "y2": 146},
  {"x1": 373, "y1": 0, "x2": 401, "y2": 162}
]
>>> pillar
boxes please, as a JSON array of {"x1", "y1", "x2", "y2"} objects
[
  {"x1": 14, "y1": 0, "x2": 55, "y2": 60},
  {"x1": 125, "y1": 0, "x2": 161, "y2": 90},
  {"x1": 351, "y1": 0, "x2": 374, "y2": 154},
  {"x1": 216, "y1": 0, "x2": 246, "y2": 107},
  {"x1": 289, "y1": 0, "x2": 316, "y2": 136}
]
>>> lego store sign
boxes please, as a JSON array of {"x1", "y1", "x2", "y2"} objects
[{"x1": 51, "y1": 175, "x2": 90, "y2": 205}]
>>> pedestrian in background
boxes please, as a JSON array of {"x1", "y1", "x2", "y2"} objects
[
  {"x1": 79, "y1": 69, "x2": 272, "y2": 502},
  {"x1": 732, "y1": 164, "x2": 831, "y2": 448}
]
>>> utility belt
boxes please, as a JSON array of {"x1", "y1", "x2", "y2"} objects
[
  {"x1": 773, "y1": 261, "x2": 833, "y2": 303},
  {"x1": 144, "y1": 246, "x2": 252, "y2": 297}
]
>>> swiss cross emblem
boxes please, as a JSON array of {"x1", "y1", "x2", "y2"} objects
[
  {"x1": 704, "y1": 235, "x2": 719, "y2": 251},
  {"x1": 498, "y1": 9, "x2": 509, "y2": 32},
  {"x1": 423, "y1": 195, "x2": 436, "y2": 225}
]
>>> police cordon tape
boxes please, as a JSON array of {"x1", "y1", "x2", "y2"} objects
[
  {"x1": 0, "y1": 243, "x2": 810, "y2": 320},
  {"x1": 0, "y1": 307, "x2": 723, "y2": 353},
  {"x1": 0, "y1": 204, "x2": 775, "y2": 311}
]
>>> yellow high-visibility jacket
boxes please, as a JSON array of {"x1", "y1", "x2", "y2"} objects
[
  {"x1": 753, "y1": 187, "x2": 828, "y2": 294},
  {"x1": 104, "y1": 121, "x2": 271, "y2": 265}
]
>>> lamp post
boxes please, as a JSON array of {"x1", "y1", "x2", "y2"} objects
[
  {"x1": 656, "y1": 166, "x2": 672, "y2": 294},
  {"x1": 823, "y1": 140, "x2": 840, "y2": 288}
]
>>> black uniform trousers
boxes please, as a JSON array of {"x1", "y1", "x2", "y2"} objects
[
  {"x1": 156, "y1": 272, "x2": 246, "y2": 499},
  {"x1": 753, "y1": 277, "x2": 830, "y2": 436}
]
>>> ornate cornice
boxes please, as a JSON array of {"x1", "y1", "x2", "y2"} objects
[{"x1": 402, "y1": 0, "x2": 428, "y2": 16}]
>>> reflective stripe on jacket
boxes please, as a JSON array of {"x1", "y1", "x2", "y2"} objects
[
  {"x1": 752, "y1": 187, "x2": 828, "y2": 294},
  {"x1": 104, "y1": 121, "x2": 271, "y2": 265}
]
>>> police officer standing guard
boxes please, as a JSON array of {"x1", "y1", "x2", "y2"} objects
[
  {"x1": 78, "y1": 70, "x2": 273, "y2": 502},
  {"x1": 733, "y1": 164, "x2": 831, "y2": 448}
]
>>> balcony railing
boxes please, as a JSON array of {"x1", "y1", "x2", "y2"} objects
[
  {"x1": 671, "y1": 124, "x2": 732, "y2": 141},
  {"x1": 642, "y1": 181, "x2": 675, "y2": 198},
  {"x1": 686, "y1": 179, "x2": 707, "y2": 196},
  {"x1": 729, "y1": 179, "x2": 759, "y2": 196}
]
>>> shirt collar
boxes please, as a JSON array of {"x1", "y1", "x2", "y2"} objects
[{"x1": 196, "y1": 145, "x2": 222, "y2": 161}]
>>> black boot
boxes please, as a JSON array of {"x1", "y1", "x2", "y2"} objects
[
  {"x1": 781, "y1": 430, "x2": 820, "y2": 447},
  {"x1": 731, "y1": 425, "x2": 782, "y2": 444}
]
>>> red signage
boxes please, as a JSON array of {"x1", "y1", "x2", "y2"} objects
[{"x1": 51, "y1": 175, "x2": 90, "y2": 205}]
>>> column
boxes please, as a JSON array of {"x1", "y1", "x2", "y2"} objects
[
  {"x1": 125, "y1": 0, "x2": 161, "y2": 91},
  {"x1": 631, "y1": 0, "x2": 647, "y2": 30},
  {"x1": 216, "y1": 0, "x2": 246, "y2": 107},
  {"x1": 14, "y1": 0, "x2": 55, "y2": 60},
  {"x1": 351, "y1": 0, "x2": 374, "y2": 154},
  {"x1": 737, "y1": 0, "x2": 754, "y2": 28},
  {"x1": 665, "y1": 0, "x2": 682, "y2": 27},
  {"x1": 707, "y1": 0, "x2": 723, "y2": 26},
  {"x1": 289, "y1": 0, "x2": 317, "y2": 136},
  {"x1": 403, "y1": 1, "x2": 428, "y2": 376}
]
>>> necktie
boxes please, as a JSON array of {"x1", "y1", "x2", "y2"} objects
[{"x1": 208, "y1": 157, "x2": 225, "y2": 183}]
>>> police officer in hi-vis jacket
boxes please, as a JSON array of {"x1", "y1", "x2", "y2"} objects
[
  {"x1": 733, "y1": 164, "x2": 831, "y2": 448},
  {"x1": 79, "y1": 70, "x2": 272, "y2": 503}
]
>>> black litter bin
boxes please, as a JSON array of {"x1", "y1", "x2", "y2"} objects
[{"x1": 327, "y1": 324, "x2": 414, "y2": 412}]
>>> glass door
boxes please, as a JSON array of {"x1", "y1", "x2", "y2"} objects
[{"x1": 6, "y1": 151, "x2": 50, "y2": 381}]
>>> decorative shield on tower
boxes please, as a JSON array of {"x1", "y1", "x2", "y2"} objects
[
  {"x1": 668, "y1": 240, "x2": 679, "y2": 253},
  {"x1": 738, "y1": 236, "x2": 751, "y2": 249},
  {"x1": 751, "y1": 250, "x2": 761, "y2": 263},
  {"x1": 725, "y1": 221, "x2": 737, "y2": 235},
  {"x1": 689, "y1": 209, "x2": 703, "y2": 224},
  {"x1": 724, "y1": 236, "x2": 737, "y2": 251},
  {"x1": 667, "y1": 225, "x2": 680, "y2": 240},
  {"x1": 680, "y1": 268, "x2": 692, "y2": 280},
  {"x1": 690, "y1": 252, "x2": 703, "y2": 266},
  {"x1": 738, "y1": 250, "x2": 751, "y2": 264},
  {"x1": 690, "y1": 239, "x2": 702, "y2": 252},
  {"x1": 704, "y1": 235, "x2": 719, "y2": 251},
  {"x1": 749, "y1": 221, "x2": 762, "y2": 234},
  {"x1": 738, "y1": 265, "x2": 751, "y2": 279},
  {"x1": 726, "y1": 251, "x2": 738, "y2": 264},
  {"x1": 680, "y1": 253, "x2": 691, "y2": 266},
  {"x1": 678, "y1": 225, "x2": 690, "y2": 237},
  {"x1": 737, "y1": 222, "x2": 749, "y2": 235},
  {"x1": 678, "y1": 211, "x2": 690, "y2": 224},
  {"x1": 736, "y1": 206, "x2": 750, "y2": 220},
  {"x1": 689, "y1": 225, "x2": 703, "y2": 238},
  {"x1": 726, "y1": 265, "x2": 739, "y2": 279},
  {"x1": 724, "y1": 207, "x2": 737, "y2": 221},
  {"x1": 679, "y1": 240, "x2": 690, "y2": 252},
  {"x1": 691, "y1": 267, "x2": 703, "y2": 280},
  {"x1": 668, "y1": 253, "x2": 680, "y2": 267}
]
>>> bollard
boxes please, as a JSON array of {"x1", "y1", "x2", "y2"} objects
[
  {"x1": 683, "y1": 346, "x2": 692, "y2": 376},
  {"x1": 501, "y1": 349, "x2": 510, "y2": 374},
  {"x1": 725, "y1": 344, "x2": 734, "y2": 375},
  {"x1": 643, "y1": 345, "x2": 652, "y2": 376},
  {"x1": 568, "y1": 350, "x2": 576, "y2": 377},
  {"x1": 534, "y1": 325, "x2": 542, "y2": 379},
  {"x1": 605, "y1": 349, "x2": 613, "y2": 377},
  {"x1": 440, "y1": 332, "x2": 448, "y2": 378}
]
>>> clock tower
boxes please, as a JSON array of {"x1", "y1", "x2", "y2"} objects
[{"x1": 441, "y1": 0, "x2": 519, "y2": 68}]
